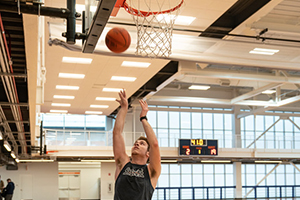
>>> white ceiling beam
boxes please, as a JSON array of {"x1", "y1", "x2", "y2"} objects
[
  {"x1": 182, "y1": 70, "x2": 300, "y2": 84},
  {"x1": 237, "y1": 107, "x2": 273, "y2": 118},
  {"x1": 231, "y1": 83, "x2": 283, "y2": 104},
  {"x1": 144, "y1": 72, "x2": 183, "y2": 100},
  {"x1": 251, "y1": 21, "x2": 300, "y2": 35},
  {"x1": 149, "y1": 96, "x2": 231, "y2": 105},
  {"x1": 277, "y1": 95, "x2": 300, "y2": 106},
  {"x1": 149, "y1": 96, "x2": 278, "y2": 107},
  {"x1": 237, "y1": 95, "x2": 300, "y2": 118}
]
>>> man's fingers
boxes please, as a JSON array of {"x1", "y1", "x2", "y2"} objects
[{"x1": 119, "y1": 89, "x2": 126, "y2": 99}]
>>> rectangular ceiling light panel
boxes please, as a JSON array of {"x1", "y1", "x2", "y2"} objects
[
  {"x1": 103, "y1": 88, "x2": 123, "y2": 92},
  {"x1": 59, "y1": 73, "x2": 85, "y2": 79},
  {"x1": 249, "y1": 48, "x2": 279, "y2": 55},
  {"x1": 51, "y1": 103, "x2": 71, "y2": 107},
  {"x1": 56, "y1": 85, "x2": 79, "y2": 90},
  {"x1": 85, "y1": 111, "x2": 103, "y2": 115},
  {"x1": 96, "y1": 97, "x2": 116, "y2": 101},
  {"x1": 121, "y1": 61, "x2": 151, "y2": 68},
  {"x1": 189, "y1": 85, "x2": 210, "y2": 90},
  {"x1": 90, "y1": 105, "x2": 109, "y2": 108},
  {"x1": 111, "y1": 76, "x2": 137, "y2": 82},
  {"x1": 53, "y1": 95, "x2": 75, "y2": 99},
  {"x1": 62, "y1": 57, "x2": 93, "y2": 64}
]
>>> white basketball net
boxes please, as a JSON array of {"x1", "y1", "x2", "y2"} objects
[{"x1": 124, "y1": 0, "x2": 184, "y2": 57}]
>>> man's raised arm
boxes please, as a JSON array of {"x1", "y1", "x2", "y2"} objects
[
  {"x1": 113, "y1": 90, "x2": 130, "y2": 175},
  {"x1": 139, "y1": 100, "x2": 161, "y2": 179}
]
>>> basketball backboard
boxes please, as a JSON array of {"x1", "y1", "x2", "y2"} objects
[{"x1": 82, "y1": 0, "x2": 118, "y2": 53}]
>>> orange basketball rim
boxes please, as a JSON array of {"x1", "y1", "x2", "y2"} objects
[{"x1": 112, "y1": 0, "x2": 184, "y2": 17}]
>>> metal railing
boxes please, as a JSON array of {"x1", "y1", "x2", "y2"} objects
[
  {"x1": 154, "y1": 186, "x2": 236, "y2": 200},
  {"x1": 154, "y1": 185, "x2": 300, "y2": 200},
  {"x1": 243, "y1": 185, "x2": 300, "y2": 199},
  {"x1": 43, "y1": 128, "x2": 300, "y2": 149}
]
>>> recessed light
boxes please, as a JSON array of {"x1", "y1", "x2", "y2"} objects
[
  {"x1": 90, "y1": 105, "x2": 109, "y2": 108},
  {"x1": 249, "y1": 51, "x2": 274, "y2": 55},
  {"x1": 255, "y1": 160, "x2": 282, "y2": 163},
  {"x1": 201, "y1": 160, "x2": 231, "y2": 163},
  {"x1": 59, "y1": 73, "x2": 85, "y2": 79},
  {"x1": 96, "y1": 97, "x2": 116, "y2": 101},
  {"x1": 62, "y1": 57, "x2": 92, "y2": 64},
  {"x1": 51, "y1": 103, "x2": 71, "y2": 107},
  {"x1": 85, "y1": 111, "x2": 103, "y2": 115},
  {"x1": 53, "y1": 95, "x2": 75, "y2": 99},
  {"x1": 121, "y1": 61, "x2": 151, "y2": 68},
  {"x1": 56, "y1": 85, "x2": 79, "y2": 90},
  {"x1": 103, "y1": 88, "x2": 123, "y2": 92},
  {"x1": 188, "y1": 85, "x2": 210, "y2": 90},
  {"x1": 249, "y1": 48, "x2": 279, "y2": 55},
  {"x1": 111, "y1": 76, "x2": 137, "y2": 82},
  {"x1": 253, "y1": 48, "x2": 279, "y2": 53},
  {"x1": 50, "y1": 110, "x2": 68, "y2": 113},
  {"x1": 262, "y1": 90, "x2": 276, "y2": 94}
]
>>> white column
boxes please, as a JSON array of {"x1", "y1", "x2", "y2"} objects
[
  {"x1": 232, "y1": 106, "x2": 241, "y2": 148},
  {"x1": 233, "y1": 162, "x2": 242, "y2": 199},
  {"x1": 100, "y1": 162, "x2": 116, "y2": 200}
]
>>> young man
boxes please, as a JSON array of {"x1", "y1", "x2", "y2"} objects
[
  {"x1": 4, "y1": 179, "x2": 14, "y2": 200},
  {"x1": 113, "y1": 89, "x2": 161, "y2": 200}
]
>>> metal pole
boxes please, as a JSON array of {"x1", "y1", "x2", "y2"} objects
[
  {"x1": 0, "y1": 73, "x2": 27, "y2": 78},
  {"x1": 288, "y1": 118, "x2": 300, "y2": 131},
  {"x1": 40, "y1": 120, "x2": 43, "y2": 155},
  {"x1": 290, "y1": 162, "x2": 300, "y2": 172},
  {"x1": 247, "y1": 118, "x2": 281, "y2": 148},
  {"x1": 206, "y1": 188, "x2": 209, "y2": 200},
  {"x1": 0, "y1": 3, "x2": 72, "y2": 18},
  {"x1": 66, "y1": 0, "x2": 76, "y2": 44},
  {"x1": 244, "y1": 163, "x2": 281, "y2": 198}
]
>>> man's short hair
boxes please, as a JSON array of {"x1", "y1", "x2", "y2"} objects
[
  {"x1": 7, "y1": 178, "x2": 11, "y2": 181},
  {"x1": 136, "y1": 136, "x2": 150, "y2": 151}
]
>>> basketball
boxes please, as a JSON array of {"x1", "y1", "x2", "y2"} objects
[{"x1": 105, "y1": 27, "x2": 131, "y2": 53}]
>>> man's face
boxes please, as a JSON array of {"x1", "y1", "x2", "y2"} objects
[{"x1": 131, "y1": 140, "x2": 149, "y2": 157}]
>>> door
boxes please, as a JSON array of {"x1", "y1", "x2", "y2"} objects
[
  {"x1": 20, "y1": 174, "x2": 33, "y2": 200},
  {"x1": 58, "y1": 172, "x2": 80, "y2": 200}
]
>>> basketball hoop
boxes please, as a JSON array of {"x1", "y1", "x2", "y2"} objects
[{"x1": 123, "y1": 0, "x2": 184, "y2": 57}]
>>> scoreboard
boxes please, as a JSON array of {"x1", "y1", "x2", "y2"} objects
[{"x1": 179, "y1": 139, "x2": 218, "y2": 156}]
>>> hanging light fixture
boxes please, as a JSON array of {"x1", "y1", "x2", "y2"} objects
[
  {"x1": 10, "y1": 151, "x2": 16, "y2": 159},
  {"x1": 4, "y1": 140, "x2": 11, "y2": 152}
]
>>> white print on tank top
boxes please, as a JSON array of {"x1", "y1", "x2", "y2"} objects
[{"x1": 123, "y1": 167, "x2": 145, "y2": 178}]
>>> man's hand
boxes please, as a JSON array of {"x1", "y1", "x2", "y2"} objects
[
  {"x1": 116, "y1": 89, "x2": 128, "y2": 108},
  {"x1": 139, "y1": 99, "x2": 149, "y2": 118}
]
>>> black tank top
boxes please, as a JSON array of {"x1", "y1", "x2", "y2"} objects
[{"x1": 114, "y1": 162, "x2": 154, "y2": 200}]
